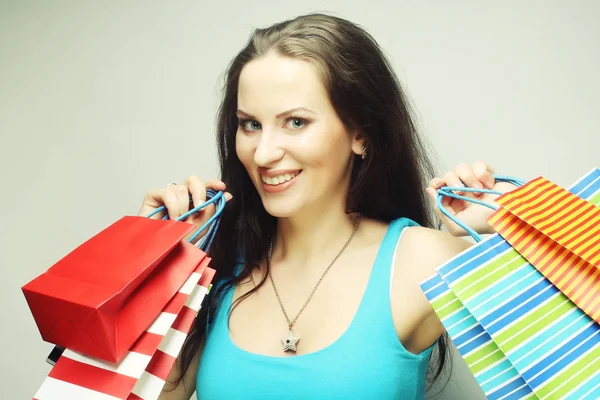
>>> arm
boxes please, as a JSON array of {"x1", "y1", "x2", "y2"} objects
[
  {"x1": 158, "y1": 341, "x2": 204, "y2": 400},
  {"x1": 391, "y1": 226, "x2": 472, "y2": 354},
  {"x1": 395, "y1": 161, "x2": 513, "y2": 351}
]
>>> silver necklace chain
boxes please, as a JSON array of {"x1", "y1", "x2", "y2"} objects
[{"x1": 267, "y1": 213, "x2": 362, "y2": 330}]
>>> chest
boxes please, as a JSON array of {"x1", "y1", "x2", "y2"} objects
[
  {"x1": 227, "y1": 247, "x2": 379, "y2": 357},
  {"x1": 197, "y1": 339, "x2": 428, "y2": 400},
  {"x1": 197, "y1": 220, "x2": 433, "y2": 399}
]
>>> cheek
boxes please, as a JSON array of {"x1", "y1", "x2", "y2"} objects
[{"x1": 298, "y1": 129, "x2": 351, "y2": 169}]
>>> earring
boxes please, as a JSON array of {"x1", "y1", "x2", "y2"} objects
[{"x1": 361, "y1": 145, "x2": 367, "y2": 160}]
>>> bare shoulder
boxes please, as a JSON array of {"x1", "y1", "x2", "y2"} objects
[
  {"x1": 396, "y1": 226, "x2": 472, "y2": 282},
  {"x1": 390, "y1": 226, "x2": 471, "y2": 354}
]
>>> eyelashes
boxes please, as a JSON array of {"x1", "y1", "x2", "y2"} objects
[
  {"x1": 238, "y1": 117, "x2": 311, "y2": 132},
  {"x1": 286, "y1": 118, "x2": 307, "y2": 129},
  {"x1": 238, "y1": 119, "x2": 262, "y2": 132}
]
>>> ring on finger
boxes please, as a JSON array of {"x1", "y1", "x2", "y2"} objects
[{"x1": 166, "y1": 182, "x2": 178, "y2": 189}]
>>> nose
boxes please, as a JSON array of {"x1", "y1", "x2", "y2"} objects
[{"x1": 254, "y1": 129, "x2": 284, "y2": 167}]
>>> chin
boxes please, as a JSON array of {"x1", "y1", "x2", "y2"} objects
[{"x1": 260, "y1": 197, "x2": 302, "y2": 218}]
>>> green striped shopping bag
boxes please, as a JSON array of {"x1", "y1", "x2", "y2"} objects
[{"x1": 421, "y1": 168, "x2": 600, "y2": 400}]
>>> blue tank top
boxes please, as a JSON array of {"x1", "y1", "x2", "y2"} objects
[{"x1": 196, "y1": 217, "x2": 435, "y2": 399}]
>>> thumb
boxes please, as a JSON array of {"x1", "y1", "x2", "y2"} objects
[
  {"x1": 427, "y1": 186, "x2": 450, "y2": 210},
  {"x1": 425, "y1": 187, "x2": 438, "y2": 203},
  {"x1": 426, "y1": 187, "x2": 446, "y2": 221}
]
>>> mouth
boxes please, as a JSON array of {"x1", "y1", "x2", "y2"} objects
[
  {"x1": 260, "y1": 170, "x2": 302, "y2": 193},
  {"x1": 261, "y1": 170, "x2": 301, "y2": 185}
]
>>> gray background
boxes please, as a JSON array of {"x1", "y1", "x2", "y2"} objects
[{"x1": 1, "y1": 1, "x2": 599, "y2": 398}]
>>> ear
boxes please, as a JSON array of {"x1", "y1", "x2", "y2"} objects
[{"x1": 351, "y1": 130, "x2": 366, "y2": 157}]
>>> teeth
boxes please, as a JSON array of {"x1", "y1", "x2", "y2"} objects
[{"x1": 262, "y1": 172, "x2": 299, "y2": 185}]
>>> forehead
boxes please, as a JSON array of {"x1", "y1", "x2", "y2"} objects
[{"x1": 237, "y1": 53, "x2": 330, "y2": 113}]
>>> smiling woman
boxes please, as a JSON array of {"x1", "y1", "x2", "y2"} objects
[
  {"x1": 235, "y1": 53, "x2": 362, "y2": 216},
  {"x1": 137, "y1": 12, "x2": 509, "y2": 400}
]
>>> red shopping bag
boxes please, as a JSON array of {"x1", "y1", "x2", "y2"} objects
[
  {"x1": 22, "y1": 216, "x2": 206, "y2": 363},
  {"x1": 32, "y1": 260, "x2": 216, "y2": 400}
]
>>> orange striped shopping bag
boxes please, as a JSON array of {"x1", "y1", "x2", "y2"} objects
[
  {"x1": 488, "y1": 168, "x2": 600, "y2": 323},
  {"x1": 32, "y1": 259, "x2": 215, "y2": 400}
]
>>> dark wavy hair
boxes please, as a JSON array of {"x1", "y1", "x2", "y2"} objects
[{"x1": 174, "y1": 12, "x2": 450, "y2": 394}]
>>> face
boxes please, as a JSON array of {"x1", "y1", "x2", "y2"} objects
[{"x1": 235, "y1": 52, "x2": 363, "y2": 218}]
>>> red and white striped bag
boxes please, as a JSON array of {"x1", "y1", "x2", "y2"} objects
[{"x1": 32, "y1": 258, "x2": 216, "y2": 400}]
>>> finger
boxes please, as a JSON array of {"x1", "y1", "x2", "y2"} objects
[
  {"x1": 161, "y1": 184, "x2": 190, "y2": 220},
  {"x1": 224, "y1": 191, "x2": 233, "y2": 202},
  {"x1": 455, "y1": 163, "x2": 483, "y2": 190},
  {"x1": 173, "y1": 185, "x2": 191, "y2": 218},
  {"x1": 426, "y1": 186, "x2": 455, "y2": 215},
  {"x1": 455, "y1": 162, "x2": 484, "y2": 197},
  {"x1": 144, "y1": 188, "x2": 167, "y2": 208},
  {"x1": 204, "y1": 179, "x2": 226, "y2": 192},
  {"x1": 428, "y1": 177, "x2": 445, "y2": 189},
  {"x1": 443, "y1": 171, "x2": 465, "y2": 194},
  {"x1": 441, "y1": 195, "x2": 455, "y2": 215},
  {"x1": 473, "y1": 161, "x2": 495, "y2": 189},
  {"x1": 425, "y1": 187, "x2": 444, "y2": 221},
  {"x1": 140, "y1": 189, "x2": 168, "y2": 219},
  {"x1": 203, "y1": 179, "x2": 228, "y2": 204},
  {"x1": 186, "y1": 177, "x2": 227, "y2": 208},
  {"x1": 425, "y1": 187, "x2": 439, "y2": 205},
  {"x1": 451, "y1": 198, "x2": 468, "y2": 213},
  {"x1": 186, "y1": 175, "x2": 207, "y2": 208},
  {"x1": 162, "y1": 189, "x2": 182, "y2": 220}
]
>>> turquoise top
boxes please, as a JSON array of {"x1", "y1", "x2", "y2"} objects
[{"x1": 196, "y1": 217, "x2": 435, "y2": 399}]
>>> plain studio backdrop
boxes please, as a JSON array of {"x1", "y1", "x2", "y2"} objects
[{"x1": 1, "y1": 1, "x2": 599, "y2": 398}]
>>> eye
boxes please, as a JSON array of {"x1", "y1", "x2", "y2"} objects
[
  {"x1": 285, "y1": 117, "x2": 308, "y2": 130},
  {"x1": 239, "y1": 119, "x2": 262, "y2": 132}
]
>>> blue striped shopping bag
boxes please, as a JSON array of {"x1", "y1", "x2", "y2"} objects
[{"x1": 421, "y1": 168, "x2": 600, "y2": 400}]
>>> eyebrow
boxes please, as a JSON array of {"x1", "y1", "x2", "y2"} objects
[{"x1": 236, "y1": 107, "x2": 316, "y2": 119}]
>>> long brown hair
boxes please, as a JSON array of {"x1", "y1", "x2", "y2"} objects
[{"x1": 174, "y1": 12, "x2": 450, "y2": 393}]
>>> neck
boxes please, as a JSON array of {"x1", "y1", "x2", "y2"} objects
[{"x1": 272, "y1": 199, "x2": 359, "y2": 269}]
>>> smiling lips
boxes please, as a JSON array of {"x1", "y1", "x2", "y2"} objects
[{"x1": 260, "y1": 170, "x2": 301, "y2": 193}]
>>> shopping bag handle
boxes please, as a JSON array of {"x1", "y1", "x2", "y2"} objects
[
  {"x1": 144, "y1": 189, "x2": 226, "y2": 251},
  {"x1": 42, "y1": 191, "x2": 225, "y2": 368},
  {"x1": 193, "y1": 190, "x2": 226, "y2": 251},
  {"x1": 436, "y1": 174, "x2": 526, "y2": 242}
]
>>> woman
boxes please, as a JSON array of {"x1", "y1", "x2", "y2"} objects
[{"x1": 139, "y1": 13, "x2": 512, "y2": 400}]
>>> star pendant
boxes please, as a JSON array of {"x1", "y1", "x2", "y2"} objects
[{"x1": 281, "y1": 329, "x2": 300, "y2": 352}]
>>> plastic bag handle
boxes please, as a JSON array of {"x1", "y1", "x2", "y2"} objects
[
  {"x1": 436, "y1": 175, "x2": 526, "y2": 242},
  {"x1": 145, "y1": 189, "x2": 226, "y2": 251}
]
